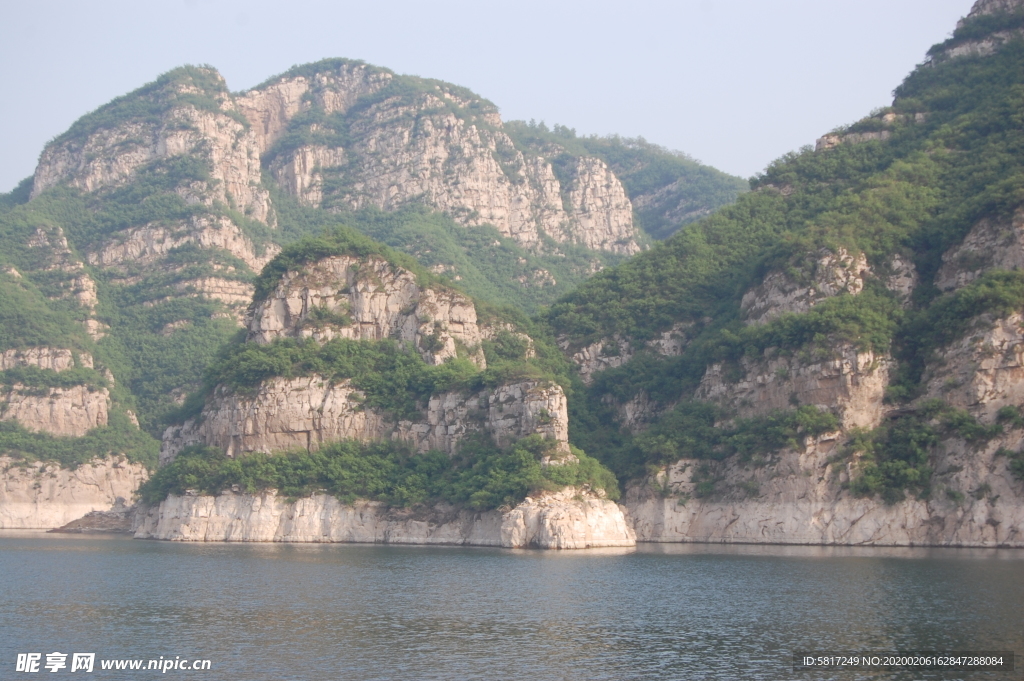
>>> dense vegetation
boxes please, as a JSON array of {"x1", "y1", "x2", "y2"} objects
[
  {"x1": 0, "y1": 411, "x2": 158, "y2": 469},
  {"x1": 137, "y1": 434, "x2": 618, "y2": 508},
  {"x1": 845, "y1": 400, "x2": 1003, "y2": 503}
]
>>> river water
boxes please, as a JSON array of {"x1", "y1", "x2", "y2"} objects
[{"x1": 0, "y1": 533, "x2": 1021, "y2": 680}]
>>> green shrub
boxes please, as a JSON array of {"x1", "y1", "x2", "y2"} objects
[{"x1": 137, "y1": 434, "x2": 619, "y2": 508}]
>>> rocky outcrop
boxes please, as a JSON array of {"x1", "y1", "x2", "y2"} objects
[
  {"x1": 160, "y1": 377, "x2": 568, "y2": 464},
  {"x1": 1, "y1": 347, "x2": 92, "y2": 372},
  {"x1": 256, "y1": 75, "x2": 640, "y2": 254},
  {"x1": 568, "y1": 337, "x2": 635, "y2": 385},
  {"x1": 624, "y1": 430, "x2": 1024, "y2": 547},
  {"x1": 935, "y1": 206, "x2": 1024, "y2": 291},
  {"x1": 133, "y1": 487, "x2": 635, "y2": 549},
  {"x1": 160, "y1": 377, "x2": 387, "y2": 462},
  {"x1": 886, "y1": 253, "x2": 918, "y2": 302},
  {"x1": 697, "y1": 344, "x2": 891, "y2": 430},
  {"x1": 235, "y1": 64, "x2": 392, "y2": 154},
  {"x1": 322, "y1": 97, "x2": 641, "y2": 253},
  {"x1": 32, "y1": 61, "x2": 642, "y2": 259},
  {"x1": 87, "y1": 215, "x2": 277, "y2": 274},
  {"x1": 963, "y1": 0, "x2": 1024, "y2": 21},
  {"x1": 25, "y1": 225, "x2": 106, "y2": 338},
  {"x1": 924, "y1": 312, "x2": 1024, "y2": 421},
  {"x1": 566, "y1": 322, "x2": 691, "y2": 385},
  {"x1": 247, "y1": 255, "x2": 484, "y2": 366},
  {"x1": 33, "y1": 71, "x2": 272, "y2": 224},
  {"x1": 270, "y1": 145, "x2": 347, "y2": 206},
  {"x1": 741, "y1": 248, "x2": 870, "y2": 325},
  {"x1": 2, "y1": 385, "x2": 110, "y2": 437},
  {"x1": 0, "y1": 456, "x2": 148, "y2": 529}
]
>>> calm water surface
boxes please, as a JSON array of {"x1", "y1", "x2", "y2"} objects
[{"x1": 1, "y1": 533, "x2": 1022, "y2": 680}]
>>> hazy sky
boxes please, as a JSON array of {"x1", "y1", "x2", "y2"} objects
[{"x1": 1, "y1": 0, "x2": 974, "y2": 192}]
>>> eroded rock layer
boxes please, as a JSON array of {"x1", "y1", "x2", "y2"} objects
[{"x1": 134, "y1": 488, "x2": 635, "y2": 549}]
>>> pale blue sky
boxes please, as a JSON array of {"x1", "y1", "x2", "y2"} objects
[{"x1": 1, "y1": 0, "x2": 974, "y2": 191}]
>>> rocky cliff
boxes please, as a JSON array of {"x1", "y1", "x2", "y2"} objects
[
  {"x1": 247, "y1": 254, "x2": 485, "y2": 366},
  {"x1": 0, "y1": 344, "x2": 110, "y2": 437},
  {"x1": 160, "y1": 377, "x2": 567, "y2": 464},
  {"x1": 0, "y1": 456, "x2": 149, "y2": 529},
  {"x1": 624, "y1": 429, "x2": 1023, "y2": 546},
  {"x1": 134, "y1": 487, "x2": 634, "y2": 549},
  {"x1": 249, "y1": 64, "x2": 641, "y2": 254},
  {"x1": 31, "y1": 62, "x2": 641, "y2": 257}
]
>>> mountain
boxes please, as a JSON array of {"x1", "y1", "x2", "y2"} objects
[
  {"x1": 7, "y1": 0, "x2": 1024, "y2": 548},
  {"x1": 0, "y1": 57, "x2": 739, "y2": 539},
  {"x1": 550, "y1": 0, "x2": 1024, "y2": 544}
]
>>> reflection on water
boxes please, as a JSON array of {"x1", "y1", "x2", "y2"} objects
[{"x1": 1, "y1": 532, "x2": 1021, "y2": 680}]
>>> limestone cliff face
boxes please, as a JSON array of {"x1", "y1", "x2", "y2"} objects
[
  {"x1": 566, "y1": 322, "x2": 692, "y2": 385},
  {"x1": 25, "y1": 225, "x2": 106, "y2": 339},
  {"x1": 1, "y1": 347, "x2": 92, "y2": 372},
  {"x1": 0, "y1": 346, "x2": 109, "y2": 436},
  {"x1": 0, "y1": 456, "x2": 148, "y2": 529},
  {"x1": 924, "y1": 312, "x2": 1024, "y2": 421},
  {"x1": 133, "y1": 487, "x2": 634, "y2": 549},
  {"x1": 32, "y1": 72, "x2": 272, "y2": 224},
  {"x1": 235, "y1": 64, "x2": 392, "y2": 155},
  {"x1": 247, "y1": 255, "x2": 484, "y2": 366},
  {"x1": 964, "y1": 0, "x2": 1024, "y2": 19},
  {"x1": 935, "y1": 206, "x2": 1024, "y2": 291},
  {"x1": 254, "y1": 69, "x2": 640, "y2": 254},
  {"x1": 269, "y1": 145, "x2": 347, "y2": 207},
  {"x1": 741, "y1": 248, "x2": 870, "y2": 325},
  {"x1": 696, "y1": 345, "x2": 892, "y2": 430},
  {"x1": 160, "y1": 377, "x2": 567, "y2": 464},
  {"x1": 32, "y1": 61, "x2": 642, "y2": 267},
  {"x1": 2, "y1": 384, "x2": 110, "y2": 437},
  {"x1": 87, "y1": 215, "x2": 277, "y2": 274},
  {"x1": 624, "y1": 428, "x2": 1024, "y2": 547}
]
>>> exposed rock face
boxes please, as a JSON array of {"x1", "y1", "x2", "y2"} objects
[
  {"x1": 886, "y1": 253, "x2": 918, "y2": 302},
  {"x1": 566, "y1": 322, "x2": 691, "y2": 385},
  {"x1": 87, "y1": 215, "x2": 277, "y2": 274},
  {"x1": 254, "y1": 71, "x2": 640, "y2": 254},
  {"x1": 0, "y1": 456, "x2": 148, "y2": 529},
  {"x1": 25, "y1": 225, "x2": 106, "y2": 338},
  {"x1": 741, "y1": 248, "x2": 870, "y2": 325},
  {"x1": 160, "y1": 377, "x2": 387, "y2": 462},
  {"x1": 33, "y1": 75, "x2": 272, "y2": 224},
  {"x1": 247, "y1": 255, "x2": 484, "y2": 366},
  {"x1": 2, "y1": 385, "x2": 110, "y2": 437},
  {"x1": 924, "y1": 312, "x2": 1024, "y2": 421},
  {"x1": 235, "y1": 64, "x2": 392, "y2": 154},
  {"x1": 696, "y1": 345, "x2": 891, "y2": 430},
  {"x1": 569, "y1": 337, "x2": 635, "y2": 385},
  {"x1": 160, "y1": 377, "x2": 568, "y2": 464},
  {"x1": 397, "y1": 380, "x2": 569, "y2": 455},
  {"x1": 32, "y1": 61, "x2": 642, "y2": 267},
  {"x1": 624, "y1": 430, "x2": 1024, "y2": 547},
  {"x1": 1, "y1": 347, "x2": 92, "y2": 372},
  {"x1": 935, "y1": 207, "x2": 1024, "y2": 291},
  {"x1": 270, "y1": 144, "x2": 346, "y2": 207},
  {"x1": 133, "y1": 487, "x2": 635, "y2": 549},
  {"x1": 320, "y1": 104, "x2": 640, "y2": 253}
]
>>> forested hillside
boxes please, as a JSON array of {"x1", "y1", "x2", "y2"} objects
[{"x1": 549, "y1": 0, "x2": 1024, "y2": 524}]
